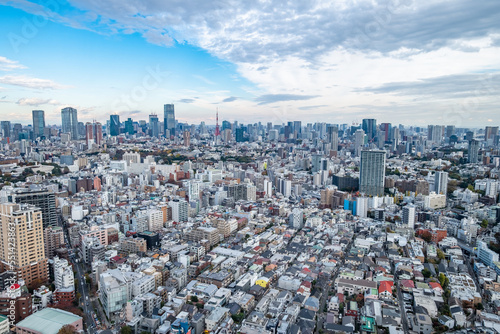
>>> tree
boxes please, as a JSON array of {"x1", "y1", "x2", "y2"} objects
[
  {"x1": 439, "y1": 273, "x2": 449, "y2": 290},
  {"x1": 120, "y1": 326, "x2": 132, "y2": 334},
  {"x1": 481, "y1": 219, "x2": 489, "y2": 229},
  {"x1": 191, "y1": 295, "x2": 198, "y2": 303},
  {"x1": 475, "y1": 303, "x2": 484, "y2": 310},
  {"x1": 437, "y1": 249, "x2": 445, "y2": 260},
  {"x1": 422, "y1": 268, "x2": 431, "y2": 278},
  {"x1": 57, "y1": 325, "x2": 76, "y2": 334}
]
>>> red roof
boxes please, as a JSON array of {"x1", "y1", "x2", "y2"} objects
[
  {"x1": 429, "y1": 282, "x2": 443, "y2": 291},
  {"x1": 301, "y1": 280, "x2": 312, "y2": 288},
  {"x1": 10, "y1": 284, "x2": 20, "y2": 290},
  {"x1": 378, "y1": 281, "x2": 394, "y2": 294},
  {"x1": 337, "y1": 293, "x2": 345, "y2": 302},
  {"x1": 400, "y1": 280, "x2": 415, "y2": 288}
]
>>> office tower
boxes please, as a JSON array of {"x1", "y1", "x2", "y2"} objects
[
  {"x1": 379, "y1": 123, "x2": 392, "y2": 142},
  {"x1": 1, "y1": 121, "x2": 10, "y2": 140},
  {"x1": 355, "y1": 129, "x2": 365, "y2": 155},
  {"x1": 327, "y1": 125, "x2": 338, "y2": 151},
  {"x1": 403, "y1": 205, "x2": 416, "y2": 229},
  {"x1": 446, "y1": 125, "x2": 455, "y2": 139},
  {"x1": 12, "y1": 123, "x2": 22, "y2": 141},
  {"x1": 222, "y1": 120, "x2": 231, "y2": 131},
  {"x1": 359, "y1": 150, "x2": 386, "y2": 196},
  {"x1": 468, "y1": 139, "x2": 480, "y2": 163},
  {"x1": 164, "y1": 104, "x2": 175, "y2": 137},
  {"x1": 124, "y1": 118, "x2": 134, "y2": 135},
  {"x1": 85, "y1": 122, "x2": 93, "y2": 147},
  {"x1": 485, "y1": 126, "x2": 499, "y2": 146},
  {"x1": 485, "y1": 126, "x2": 499, "y2": 141},
  {"x1": 109, "y1": 114, "x2": 120, "y2": 136},
  {"x1": 0, "y1": 203, "x2": 48, "y2": 287},
  {"x1": 428, "y1": 125, "x2": 444, "y2": 144},
  {"x1": 293, "y1": 121, "x2": 302, "y2": 136},
  {"x1": 149, "y1": 114, "x2": 159, "y2": 138},
  {"x1": 465, "y1": 131, "x2": 474, "y2": 142},
  {"x1": 32, "y1": 110, "x2": 45, "y2": 139},
  {"x1": 94, "y1": 122, "x2": 103, "y2": 145},
  {"x1": 183, "y1": 130, "x2": 190, "y2": 146},
  {"x1": 169, "y1": 199, "x2": 188, "y2": 222},
  {"x1": 434, "y1": 171, "x2": 448, "y2": 195},
  {"x1": 8, "y1": 188, "x2": 57, "y2": 228},
  {"x1": 61, "y1": 107, "x2": 78, "y2": 140},
  {"x1": 362, "y1": 119, "x2": 377, "y2": 141}
]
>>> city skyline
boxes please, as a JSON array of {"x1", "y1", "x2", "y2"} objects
[{"x1": 0, "y1": 1, "x2": 499, "y2": 126}]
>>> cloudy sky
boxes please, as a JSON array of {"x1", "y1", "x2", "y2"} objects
[{"x1": 0, "y1": 0, "x2": 499, "y2": 127}]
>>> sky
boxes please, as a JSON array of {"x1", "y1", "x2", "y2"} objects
[{"x1": 0, "y1": 0, "x2": 499, "y2": 127}]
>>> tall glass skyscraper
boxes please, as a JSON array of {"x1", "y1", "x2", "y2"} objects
[
  {"x1": 362, "y1": 118, "x2": 377, "y2": 142},
  {"x1": 1, "y1": 121, "x2": 11, "y2": 140},
  {"x1": 109, "y1": 114, "x2": 120, "y2": 136},
  {"x1": 164, "y1": 104, "x2": 175, "y2": 137},
  {"x1": 360, "y1": 150, "x2": 386, "y2": 196},
  {"x1": 32, "y1": 110, "x2": 45, "y2": 139},
  {"x1": 149, "y1": 114, "x2": 159, "y2": 138},
  {"x1": 61, "y1": 107, "x2": 78, "y2": 140}
]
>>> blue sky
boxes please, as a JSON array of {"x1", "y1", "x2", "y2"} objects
[{"x1": 1, "y1": 0, "x2": 500, "y2": 127}]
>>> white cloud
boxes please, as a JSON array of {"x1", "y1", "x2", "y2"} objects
[
  {"x1": 0, "y1": 75, "x2": 69, "y2": 89},
  {"x1": 16, "y1": 97, "x2": 60, "y2": 106},
  {"x1": 5, "y1": 0, "x2": 500, "y2": 125},
  {"x1": 0, "y1": 56, "x2": 27, "y2": 71}
]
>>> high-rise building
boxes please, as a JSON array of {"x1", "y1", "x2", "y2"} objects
[
  {"x1": 109, "y1": 114, "x2": 120, "y2": 136},
  {"x1": 379, "y1": 123, "x2": 392, "y2": 142},
  {"x1": 183, "y1": 130, "x2": 191, "y2": 146},
  {"x1": 169, "y1": 199, "x2": 188, "y2": 222},
  {"x1": 1, "y1": 121, "x2": 10, "y2": 141},
  {"x1": 469, "y1": 139, "x2": 480, "y2": 163},
  {"x1": 362, "y1": 119, "x2": 377, "y2": 142},
  {"x1": 85, "y1": 122, "x2": 93, "y2": 147},
  {"x1": 149, "y1": 114, "x2": 159, "y2": 138},
  {"x1": 355, "y1": 129, "x2": 365, "y2": 156},
  {"x1": 43, "y1": 226, "x2": 64, "y2": 259},
  {"x1": 8, "y1": 188, "x2": 57, "y2": 228},
  {"x1": 327, "y1": 125, "x2": 338, "y2": 152},
  {"x1": 164, "y1": 104, "x2": 175, "y2": 137},
  {"x1": 403, "y1": 205, "x2": 416, "y2": 229},
  {"x1": 32, "y1": 110, "x2": 45, "y2": 139},
  {"x1": 0, "y1": 203, "x2": 48, "y2": 287},
  {"x1": 485, "y1": 126, "x2": 499, "y2": 141},
  {"x1": 289, "y1": 208, "x2": 303, "y2": 229},
  {"x1": 124, "y1": 118, "x2": 134, "y2": 135},
  {"x1": 359, "y1": 150, "x2": 386, "y2": 196},
  {"x1": 61, "y1": 107, "x2": 78, "y2": 140},
  {"x1": 434, "y1": 171, "x2": 448, "y2": 195}
]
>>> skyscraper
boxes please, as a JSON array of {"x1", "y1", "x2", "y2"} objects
[
  {"x1": 403, "y1": 205, "x2": 416, "y2": 229},
  {"x1": 327, "y1": 125, "x2": 338, "y2": 152},
  {"x1": 0, "y1": 203, "x2": 48, "y2": 287},
  {"x1": 355, "y1": 129, "x2": 365, "y2": 156},
  {"x1": 32, "y1": 110, "x2": 45, "y2": 139},
  {"x1": 149, "y1": 114, "x2": 159, "y2": 138},
  {"x1": 61, "y1": 107, "x2": 78, "y2": 140},
  {"x1": 1, "y1": 121, "x2": 10, "y2": 140},
  {"x1": 362, "y1": 119, "x2": 377, "y2": 142},
  {"x1": 468, "y1": 139, "x2": 480, "y2": 163},
  {"x1": 359, "y1": 150, "x2": 386, "y2": 196},
  {"x1": 434, "y1": 171, "x2": 449, "y2": 195},
  {"x1": 8, "y1": 188, "x2": 58, "y2": 228},
  {"x1": 124, "y1": 118, "x2": 134, "y2": 135},
  {"x1": 164, "y1": 104, "x2": 175, "y2": 137},
  {"x1": 109, "y1": 114, "x2": 120, "y2": 136}
]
